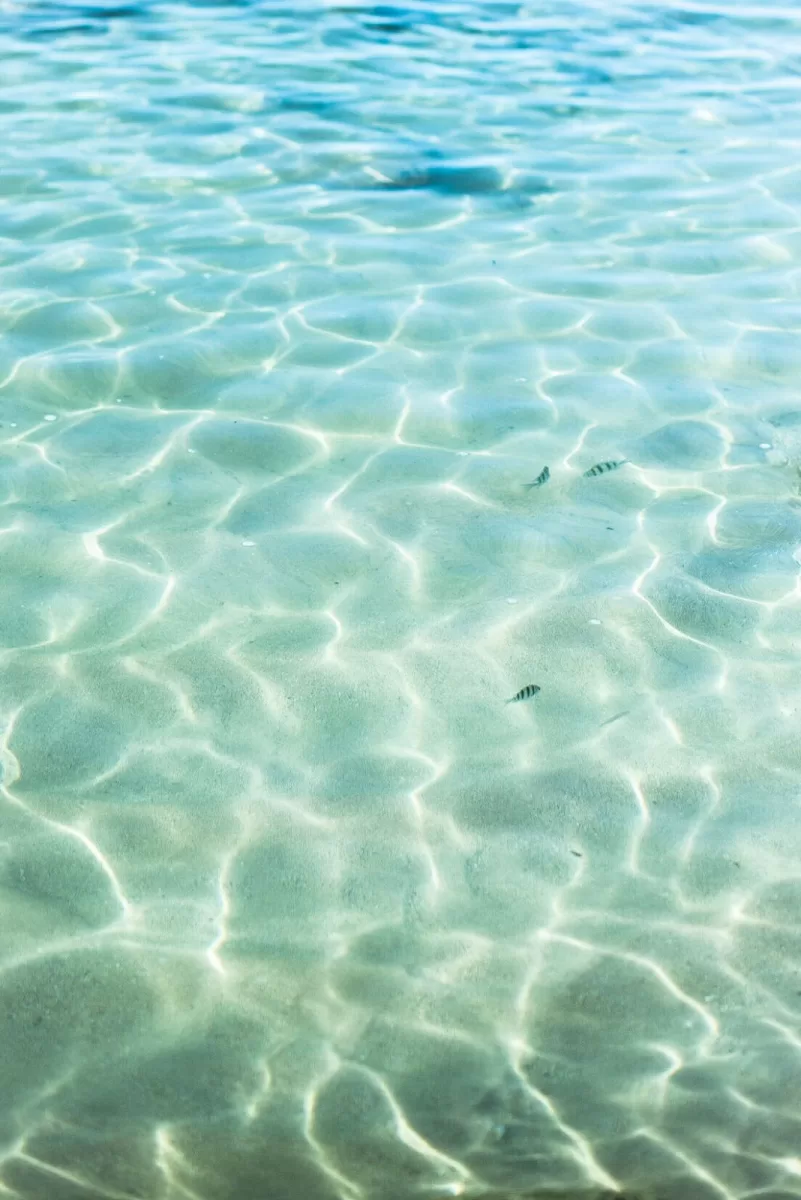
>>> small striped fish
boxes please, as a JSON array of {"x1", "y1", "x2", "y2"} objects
[
  {"x1": 525, "y1": 465, "x2": 550, "y2": 489},
  {"x1": 583, "y1": 459, "x2": 627, "y2": 478},
  {"x1": 506, "y1": 684, "x2": 541, "y2": 704}
]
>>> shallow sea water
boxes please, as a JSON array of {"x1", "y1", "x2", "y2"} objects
[{"x1": 3, "y1": 0, "x2": 801, "y2": 1197}]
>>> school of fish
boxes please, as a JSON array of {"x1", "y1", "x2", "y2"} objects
[{"x1": 509, "y1": 458, "x2": 629, "y2": 704}]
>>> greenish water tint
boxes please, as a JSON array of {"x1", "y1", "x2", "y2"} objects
[{"x1": 2, "y1": 1, "x2": 801, "y2": 1196}]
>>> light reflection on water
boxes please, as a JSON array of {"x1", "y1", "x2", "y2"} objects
[{"x1": 1, "y1": 2, "x2": 801, "y2": 1198}]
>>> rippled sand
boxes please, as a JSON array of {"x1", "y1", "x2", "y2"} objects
[{"x1": 3, "y1": 1, "x2": 801, "y2": 1198}]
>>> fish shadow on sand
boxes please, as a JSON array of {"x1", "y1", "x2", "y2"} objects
[{"x1": 378, "y1": 163, "x2": 553, "y2": 198}]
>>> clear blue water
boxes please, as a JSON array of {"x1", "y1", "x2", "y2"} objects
[{"x1": 3, "y1": 2, "x2": 801, "y2": 1197}]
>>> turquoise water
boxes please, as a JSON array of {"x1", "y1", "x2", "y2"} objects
[{"x1": 3, "y1": 1, "x2": 801, "y2": 1197}]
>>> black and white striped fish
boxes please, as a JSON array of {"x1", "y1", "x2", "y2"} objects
[
  {"x1": 583, "y1": 459, "x2": 627, "y2": 478},
  {"x1": 506, "y1": 684, "x2": 541, "y2": 704},
  {"x1": 525, "y1": 465, "x2": 550, "y2": 489}
]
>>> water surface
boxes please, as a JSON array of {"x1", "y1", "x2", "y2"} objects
[{"x1": 3, "y1": 1, "x2": 801, "y2": 1198}]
